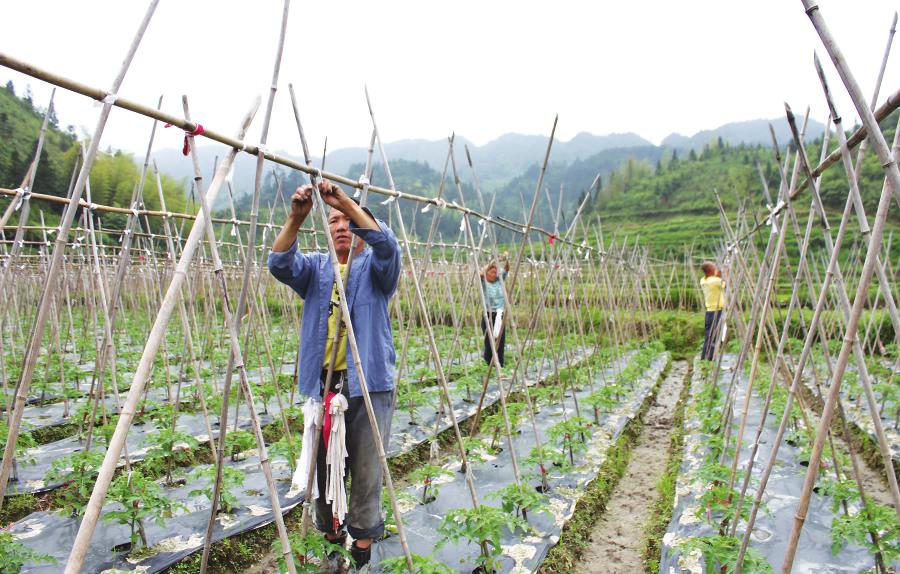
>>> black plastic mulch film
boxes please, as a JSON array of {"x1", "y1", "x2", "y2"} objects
[
  {"x1": 8, "y1": 346, "x2": 663, "y2": 573},
  {"x1": 659, "y1": 354, "x2": 900, "y2": 573}
]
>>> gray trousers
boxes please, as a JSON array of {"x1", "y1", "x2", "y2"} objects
[{"x1": 315, "y1": 388, "x2": 393, "y2": 540}]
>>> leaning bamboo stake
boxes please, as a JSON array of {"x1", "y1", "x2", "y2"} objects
[
  {"x1": 780, "y1": 3, "x2": 900, "y2": 567},
  {"x1": 84, "y1": 93, "x2": 164, "y2": 446},
  {"x1": 0, "y1": 91, "x2": 55, "y2": 368},
  {"x1": 153, "y1": 161, "x2": 218, "y2": 457},
  {"x1": 293, "y1": 120, "x2": 375, "y2": 536},
  {"x1": 199, "y1": 5, "x2": 291, "y2": 568},
  {"x1": 0, "y1": 90, "x2": 55, "y2": 426},
  {"x1": 181, "y1": 97, "x2": 296, "y2": 574},
  {"x1": 0, "y1": 0, "x2": 164, "y2": 505},
  {"x1": 61, "y1": 97, "x2": 259, "y2": 574},
  {"x1": 364, "y1": 88, "x2": 489, "y2": 568},
  {"x1": 726, "y1": 128, "x2": 797, "y2": 500},
  {"x1": 731, "y1": 200, "x2": 814, "y2": 537},
  {"x1": 783, "y1": 95, "x2": 900, "y2": 516},
  {"x1": 852, "y1": 11, "x2": 898, "y2": 210},
  {"x1": 449, "y1": 143, "x2": 522, "y2": 487},
  {"x1": 762, "y1": 113, "x2": 900, "y2": 571},
  {"x1": 393, "y1": 138, "x2": 452, "y2": 405},
  {"x1": 716, "y1": 177, "x2": 783, "y2": 461}
]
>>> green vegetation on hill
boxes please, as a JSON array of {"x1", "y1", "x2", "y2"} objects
[
  {"x1": 0, "y1": 81, "x2": 78, "y2": 198},
  {"x1": 586, "y1": 113, "x2": 900, "y2": 261},
  {"x1": 0, "y1": 81, "x2": 189, "y2": 243}
]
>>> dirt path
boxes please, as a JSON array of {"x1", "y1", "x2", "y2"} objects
[{"x1": 577, "y1": 360, "x2": 688, "y2": 573}]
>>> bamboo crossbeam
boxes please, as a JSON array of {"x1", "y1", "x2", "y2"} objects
[
  {"x1": 0, "y1": 187, "x2": 605, "y2": 264},
  {"x1": 0, "y1": 0, "x2": 160, "y2": 511},
  {"x1": 0, "y1": 52, "x2": 601, "y2": 256}
]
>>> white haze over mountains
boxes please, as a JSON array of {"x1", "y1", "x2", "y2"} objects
[
  {"x1": 153, "y1": 116, "x2": 826, "y2": 201},
  {"x1": 0, "y1": 0, "x2": 895, "y2": 164}
]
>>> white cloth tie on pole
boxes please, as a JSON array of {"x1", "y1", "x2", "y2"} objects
[
  {"x1": 291, "y1": 398, "x2": 321, "y2": 498},
  {"x1": 492, "y1": 309, "x2": 504, "y2": 339},
  {"x1": 765, "y1": 200, "x2": 785, "y2": 234},
  {"x1": 325, "y1": 393, "x2": 349, "y2": 524},
  {"x1": 13, "y1": 187, "x2": 30, "y2": 211},
  {"x1": 95, "y1": 93, "x2": 118, "y2": 107},
  {"x1": 380, "y1": 195, "x2": 395, "y2": 205}
]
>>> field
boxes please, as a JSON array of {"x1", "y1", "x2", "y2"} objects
[{"x1": 2, "y1": 2, "x2": 900, "y2": 572}]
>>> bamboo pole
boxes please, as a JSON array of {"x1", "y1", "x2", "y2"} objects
[
  {"x1": 783, "y1": 96, "x2": 900, "y2": 517},
  {"x1": 449, "y1": 142, "x2": 523, "y2": 487},
  {"x1": 363, "y1": 88, "x2": 478, "y2": 569},
  {"x1": 0, "y1": 89, "x2": 55, "y2": 428},
  {"x1": 780, "y1": 3, "x2": 900, "y2": 568},
  {"x1": 61, "y1": 97, "x2": 259, "y2": 574},
  {"x1": 199, "y1": 4, "x2": 291, "y2": 569},
  {"x1": 180, "y1": 96, "x2": 296, "y2": 574},
  {"x1": 153, "y1": 160, "x2": 218, "y2": 457},
  {"x1": 0, "y1": 1, "x2": 162, "y2": 507}
]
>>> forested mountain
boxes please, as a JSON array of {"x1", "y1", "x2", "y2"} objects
[
  {"x1": 0, "y1": 81, "x2": 77, "y2": 198},
  {"x1": 0, "y1": 82, "x2": 190, "y2": 239},
  {"x1": 239, "y1": 143, "x2": 668, "y2": 244},
  {"x1": 587, "y1": 111, "x2": 900, "y2": 259},
  {"x1": 158, "y1": 130, "x2": 653, "y2": 205}
]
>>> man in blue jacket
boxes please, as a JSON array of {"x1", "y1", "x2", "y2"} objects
[{"x1": 268, "y1": 180, "x2": 401, "y2": 572}]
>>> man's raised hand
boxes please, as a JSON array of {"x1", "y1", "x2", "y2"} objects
[
  {"x1": 290, "y1": 184, "x2": 314, "y2": 218},
  {"x1": 318, "y1": 181, "x2": 349, "y2": 211}
]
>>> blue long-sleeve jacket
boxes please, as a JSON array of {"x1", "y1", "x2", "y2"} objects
[{"x1": 267, "y1": 217, "x2": 401, "y2": 398}]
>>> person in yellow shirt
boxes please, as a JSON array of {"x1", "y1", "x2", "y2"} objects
[{"x1": 700, "y1": 261, "x2": 725, "y2": 360}]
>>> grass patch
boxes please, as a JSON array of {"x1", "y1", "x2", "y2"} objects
[
  {"x1": 0, "y1": 493, "x2": 39, "y2": 525},
  {"x1": 163, "y1": 509, "x2": 298, "y2": 574},
  {"x1": 29, "y1": 422, "x2": 80, "y2": 445},
  {"x1": 641, "y1": 361, "x2": 692, "y2": 571},
  {"x1": 653, "y1": 311, "x2": 703, "y2": 361}
]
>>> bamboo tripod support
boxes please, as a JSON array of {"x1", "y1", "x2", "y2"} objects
[
  {"x1": 61, "y1": 97, "x2": 260, "y2": 574},
  {"x1": 0, "y1": 0, "x2": 161, "y2": 510}
]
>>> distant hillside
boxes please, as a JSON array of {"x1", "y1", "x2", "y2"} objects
[
  {"x1": 588, "y1": 111, "x2": 900, "y2": 259},
  {"x1": 0, "y1": 82, "x2": 78, "y2": 199},
  {"x1": 661, "y1": 117, "x2": 825, "y2": 151},
  {"x1": 155, "y1": 131, "x2": 653, "y2": 203},
  {"x1": 492, "y1": 145, "x2": 665, "y2": 231},
  {"x1": 0, "y1": 81, "x2": 192, "y2": 242},
  {"x1": 154, "y1": 118, "x2": 828, "y2": 206}
]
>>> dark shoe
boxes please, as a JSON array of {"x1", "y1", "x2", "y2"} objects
[
  {"x1": 349, "y1": 542, "x2": 371, "y2": 572},
  {"x1": 318, "y1": 532, "x2": 347, "y2": 574}
]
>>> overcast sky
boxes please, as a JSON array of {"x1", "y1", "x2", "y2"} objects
[{"x1": 2, "y1": 0, "x2": 898, "y2": 158}]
